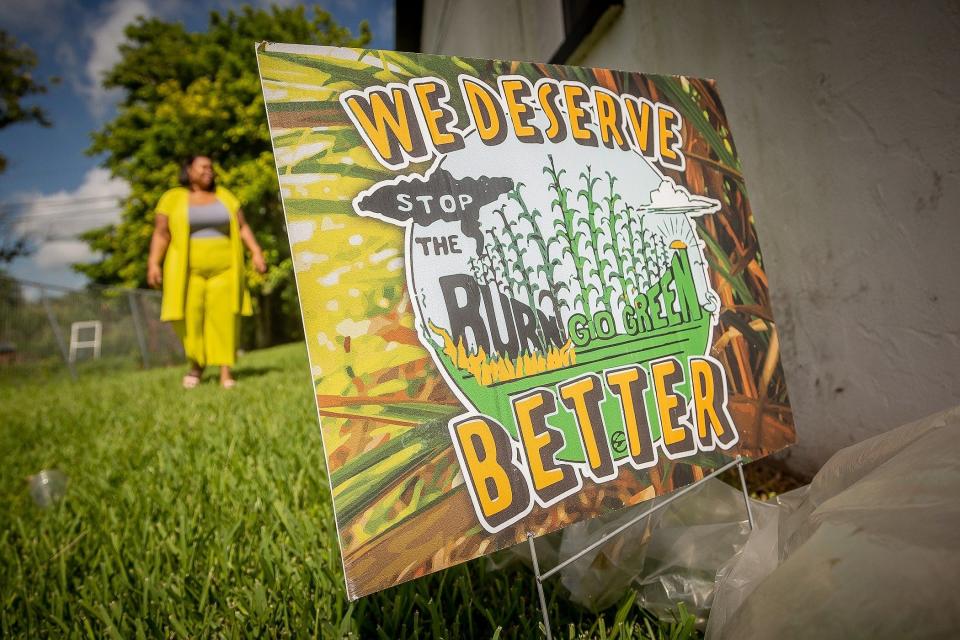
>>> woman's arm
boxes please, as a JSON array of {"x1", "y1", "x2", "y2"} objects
[
  {"x1": 237, "y1": 208, "x2": 267, "y2": 274},
  {"x1": 147, "y1": 213, "x2": 171, "y2": 288}
]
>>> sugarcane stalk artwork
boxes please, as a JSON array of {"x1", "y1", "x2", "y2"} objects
[{"x1": 258, "y1": 43, "x2": 796, "y2": 599}]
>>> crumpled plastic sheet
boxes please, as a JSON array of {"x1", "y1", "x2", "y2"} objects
[
  {"x1": 501, "y1": 475, "x2": 773, "y2": 625},
  {"x1": 556, "y1": 478, "x2": 773, "y2": 622},
  {"x1": 501, "y1": 404, "x2": 960, "y2": 639},
  {"x1": 707, "y1": 404, "x2": 960, "y2": 639}
]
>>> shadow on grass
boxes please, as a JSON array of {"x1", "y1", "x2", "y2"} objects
[{"x1": 233, "y1": 366, "x2": 281, "y2": 380}]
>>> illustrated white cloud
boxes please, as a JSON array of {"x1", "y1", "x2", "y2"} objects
[{"x1": 647, "y1": 177, "x2": 720, "y2": 216}]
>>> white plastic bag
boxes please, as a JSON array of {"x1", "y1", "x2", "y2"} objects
[{"x1": 708, "y1": 405, "x2": 960, "y2": 639}]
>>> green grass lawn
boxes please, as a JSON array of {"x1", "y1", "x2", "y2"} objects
[{"x1": 0, "y1": 343, "x2": 699, "y2": 638}]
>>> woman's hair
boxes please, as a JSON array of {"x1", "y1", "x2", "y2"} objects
[{"x1": 178, "y1": 155, "x2": 215, "y2": 190}]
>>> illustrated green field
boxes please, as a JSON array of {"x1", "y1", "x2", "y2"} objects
[
  {"x1": 435, "y1": 255, "x2": 712, "y2": 464},
  {"x1": 0, "y1": 343, "x2": 698, "y2": 639}
]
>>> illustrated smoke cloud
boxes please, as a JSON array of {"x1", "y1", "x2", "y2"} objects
[{"x1": 356, "y1": 168, "x2": 513, "y2": 250}]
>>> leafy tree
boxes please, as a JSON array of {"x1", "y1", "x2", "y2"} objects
[
  {"x1": 0, "y1": 29, "x2": 51, "y2": 173},
  {"x1": 0, "y1": 29, "x2": 53, "y2": 262},
  {"x1": 79, "y1": 6, "x2": 370, "y2": 346}
]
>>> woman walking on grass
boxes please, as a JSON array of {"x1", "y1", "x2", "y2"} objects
[{"x1": 147, "y1": 155, "x2": 267, "y2": 388}]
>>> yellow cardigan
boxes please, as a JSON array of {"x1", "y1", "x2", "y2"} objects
[{"x1": 156, "y1": 186, "x2": 253, "y2": 321}]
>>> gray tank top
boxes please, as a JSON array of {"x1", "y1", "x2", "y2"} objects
[{"x1": 189, "y1": 201, "x2": 230, "y2": 238}]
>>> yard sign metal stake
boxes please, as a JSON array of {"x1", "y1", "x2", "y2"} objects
[{"x1": 527, "y1": 456, "x2": 755, "y2": 638}]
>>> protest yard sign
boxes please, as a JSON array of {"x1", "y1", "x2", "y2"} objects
[{"x1": 256, "y1": 44, "x2": 796, "y2": 599}]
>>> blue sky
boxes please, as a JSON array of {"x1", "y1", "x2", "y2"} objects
[{"x1": 0, "y1": 0, "x2": 394, "y2": 288}]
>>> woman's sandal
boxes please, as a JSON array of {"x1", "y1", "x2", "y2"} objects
[{"x1": 182, "y1": 373, "x2": 201, "y2": 389}]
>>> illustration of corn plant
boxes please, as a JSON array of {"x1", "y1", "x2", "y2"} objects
[
  {"x1": 492, "y1": 206, "x2": 543, "y2": 346},
  {"x1": 416, "y1": 287, "x2": 432, "y2": 338},
  {"x1": 630, "y1": 212, "x2": 656, "y2": 289},
  {"x1": 483, "y1": 231, "x2": 513, "y2": 302},
  {"x1": 619, "y1": 202, "x2": 648, "y2": 295},
  {"x1": 469, "y1": 255, "x2": 493, "y2": 286},
  {"x1": 484, "y1": 224, "x2": 524, "y2": 305},
  {"x1": 508, "y1": 182, "x2": 569, "y2": 331},
  {"x1": 544, "y1": 155, "x2": 593, "y2": 318},
  {"x1": 469, "y1": 236, "x2": 511, "y2": 324},
  {"x1": 602, "y1": 171, "x2": 636, "y2": 310},
  {"x1": 578, "y1": 166, "x2": 616, "y2": 315},
  {"x1": 652, "y1": 233, "x2": 668, "y2": 278}
]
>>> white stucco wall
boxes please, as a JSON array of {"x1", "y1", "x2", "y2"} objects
[
  {"x1": 421, "y1": 0, "x2": 564, "y2": 61},
  {"x1": 418, "y1": 0, "x2": 960, "y2": 475}
]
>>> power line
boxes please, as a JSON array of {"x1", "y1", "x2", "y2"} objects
[
  {"x1": 0, "y1": 200, "x2": 127, "y2": 221},
  {"x1": 0, "y1": 204, "x2": 124, "y2": 225},
  {"x1": 6, "y1": 222, "x2": 119, "y2": 238},
  {"x1": 0, "y1": 193, "x2": 127, "y2": 211},
  {"x1": 2, "y1": 205, "x2": 125, "y2": 223},
  {"x1": 0, "y1": 203, "x2": 124, "y2": 218},
  {"x1": 0, "y1": 207, "x2": 123, "y2": 227}
]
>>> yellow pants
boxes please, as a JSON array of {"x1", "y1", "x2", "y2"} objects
[{"x1": 173, "y1": 237, "x2": 238, "y2": 367}]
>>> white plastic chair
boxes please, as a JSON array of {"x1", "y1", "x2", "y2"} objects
[{"x1": 68, "y1": 320, "x2": 102, "y2": 362}]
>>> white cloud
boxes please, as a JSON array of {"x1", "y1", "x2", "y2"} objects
[
  {"x1": 647, "y1": 178, "x2": 720, "y2": 216},
  {"x1": 31, "y1": 240, "x2": 96, "y2": 268},
  {"x1": 80, "y1": 0, "x2": 153, "y2": 116},
  {"x1": 13, "y1": 167, "x2": 129, "y2": 239},
  {"x1": 9, "y1": 167, "x2": 129, "y2": 277}
]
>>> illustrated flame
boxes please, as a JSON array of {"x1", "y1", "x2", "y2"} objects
[{"x1": 429, "y1": 322, "x2": 576, "y2": 386}]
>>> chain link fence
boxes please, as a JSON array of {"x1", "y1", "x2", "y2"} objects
[{"x1": 0, "y1": 276, "x2": 184, "y2": 379}]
